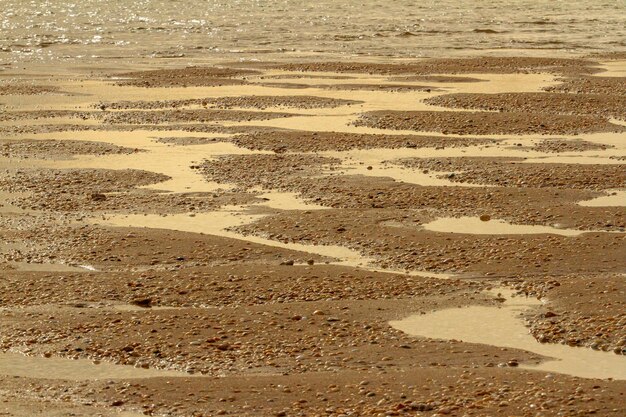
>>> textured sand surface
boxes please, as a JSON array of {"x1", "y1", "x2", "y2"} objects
[{"x1": 1, "y1": 55, "x2": 625, "y2": 416}]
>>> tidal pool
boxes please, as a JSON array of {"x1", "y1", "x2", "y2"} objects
[{"x1": 390, "y1": 289, "x2": 626, "y2": 380}]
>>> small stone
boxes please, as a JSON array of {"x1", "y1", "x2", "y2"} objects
[
  {"x1": 479, "y1": 214, "x2": 491, "y2": 222},
  {"x1": 131, "y1": 298, "x2": 152, "y2": 308},
  {"x1": 412, "y1": 403, "x2": 433, "y2": 411}
]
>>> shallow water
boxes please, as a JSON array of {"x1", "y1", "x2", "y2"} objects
[
  {"x1": 390, "y1": 289, "x2": 626, "y2": 380},
  {"x1": 335, "y1": 162, "x2": 482, "y2": 187},
  {"x1": 9, "y1": 262, "x2": 91, "y2": 273},
  {"x1": 1, "y1": 0, "x2": 625, "y2": 64},
  {"x1": 55, "y1": 138, "x2": 268, "y2": 194},
  {"x1": 598, "y1": 60, "x2": 626, "y2": 77},
  {"x1": 422, "y1": 216, "x2": 587, "y2": 236},
  {"x1": 0, "y1": 352, "x2": 191, "y2": 380},
  {"x1": 578, "y1": 190, "x2": 626, "y2": 207},
  {"x1": 100, "y1": 206, "x2": 363, "y2": 262},
  {"x1": 100, "y1": 206, "x2": 452, "y2": 279}
]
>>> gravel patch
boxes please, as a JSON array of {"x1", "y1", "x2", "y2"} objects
[
  {"x1": 424, "y1": 92, "x2": 626, "y2": 119},
  {"x1": 394, "y1": 157, "x2": 625, "y2": 190},
  {"x1": 114, "y1": 66, "x2": 259, "y2": 87},
  {"x1": 229, "y1": 130, "x2": 499, "y2": 152},
  {"x1": 98, "y1": 95, "x2": 362, "y2": 110},
  {"x1": 353, "y1": 110, "x2": 625, "y2": 135}
]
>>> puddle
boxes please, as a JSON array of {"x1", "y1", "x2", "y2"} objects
[
  {"x1": 421, "y1": 216, "x2": 586, "y2": 237},
  {"x1": 334, "y1": 160, "x2": 485, "y2": 187},
  {"x1": 574, "y1": 132, "x2": 626, "y2": 149},
  {"x1": 8, "y1": 262, "x2": 95, "y2": 273},
  {"x1": 35, "y1": 131, "x2": 269, "y2": 194},
  {"x1": 390, "y1": 288, "x2": 626, "y2": 380},
  {"x1": 595, "y1": 60, "x2": 626, "y2": 77},
  {"x1": 98, "y1": 207, "x2": 370, "y2": 267},
  {"x1": 98, "y1": 206, "x2": 451, "y2": 279},
  {"x1": 0, "y1": 352, "x2": 192, "y2": 380},
  {"x1": 609, "y1": 118, "x2": 626, "y2": 127},
  {"x1": 578, "y1": 190, "x2": 626, "y2": 207},
  {"x1": 444, "y1": 72, "x2": 559, "y2": 94}
]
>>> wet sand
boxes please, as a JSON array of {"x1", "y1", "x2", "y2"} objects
[{"x1": 1, "y1": 55, "x2": 625, "y2": 417}]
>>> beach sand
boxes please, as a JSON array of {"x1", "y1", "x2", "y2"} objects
[{"x1": 1, "y1": 2, "x2": 625, "y2": 415}]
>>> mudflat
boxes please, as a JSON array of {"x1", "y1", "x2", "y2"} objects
[
  {"x1": 1, "y1": 3, "x2": 626, "y2": 416},
  {"x1": 1, "y1": 54, "x2": 624, "y2": 417}
]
